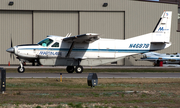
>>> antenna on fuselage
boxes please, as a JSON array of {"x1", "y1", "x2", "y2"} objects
[
  {"x1": 65, "y1": 33, "x2": 72, "y2": 37},
  {"x1": 65, "y1": 33, "x2": 69, "y2": 37}
]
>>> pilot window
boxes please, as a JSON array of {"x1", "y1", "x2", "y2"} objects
[
  {"x1": 51, "y1": 42, "x2": 59, "y2": 47},
  {"x1": 37, "y1": 38, "x2": 53, "y2": 47}
]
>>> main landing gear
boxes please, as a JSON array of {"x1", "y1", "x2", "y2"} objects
[
  {"x1": 17, "y1": 60, "x2": 25, "y2": 73},
  {"x1": 66, "y1": 65, "x2": 83, "y2": 73}
]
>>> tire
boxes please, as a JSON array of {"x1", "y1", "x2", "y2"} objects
[
  {"x1": 75, "y1": 65, "x2": 83, "y2": 73},
  {"x1": 66, "y1": 66, "x2": 74, "y2": 73},
  {"x1": 17, "y1": 66, "x2": 25, "y2": 73}
]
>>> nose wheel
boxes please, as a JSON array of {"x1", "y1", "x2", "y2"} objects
[
  {"x1": 17, "y1": 59, "x2": 25, "y2": 73},
  {"x1": 18, "y1": 66, "x2": 25, "y2": 73}
]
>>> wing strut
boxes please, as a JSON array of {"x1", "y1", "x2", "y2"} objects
[{"x1": 65, "y1": 42, "x2": 75, "y2": 58}]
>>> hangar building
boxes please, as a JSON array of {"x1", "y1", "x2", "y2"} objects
[{"x1": 0, "y1": 0, "x2": 180, "y2": 66}]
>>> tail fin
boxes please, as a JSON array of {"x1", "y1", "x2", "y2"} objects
[{"x1": 152, "y1": 11, "x2": 172, "y2": 43}]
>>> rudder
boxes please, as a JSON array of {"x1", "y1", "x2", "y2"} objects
[{"x1": 152, "y1": 11, "x2": 172, "y2": 43}]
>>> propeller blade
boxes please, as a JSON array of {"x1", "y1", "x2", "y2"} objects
[
  {"x1": 10, "y1": 53, "x2": 12, "y2": 58},
  {"x1": 11, "y1": 37, "x2": 13, "y2": 48},
  {"x1": 10, "y1": 34, "x2": 15, "y2": 60},
  {"x1": 13, "y1": 54, "x2": 15, "y2": 60}
]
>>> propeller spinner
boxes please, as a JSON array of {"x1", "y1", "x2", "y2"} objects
[{"x1": 6, "y1": 47, "x2": 15, "y2": 53}]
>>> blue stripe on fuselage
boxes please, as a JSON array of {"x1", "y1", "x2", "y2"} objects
[{"x1": 18, "y1": 48, "x2": 153, "y2": 53}]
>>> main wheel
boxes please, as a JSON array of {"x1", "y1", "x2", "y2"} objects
[
  {"x1": 17, "y1": 66, "x2": 25, "y2": 73},
  {"x1": 66, "y1": 66, "x2": 74, "y2": 73},
  {"x1": 75, "y1": 65, "x2": 83, "y2": 73}
]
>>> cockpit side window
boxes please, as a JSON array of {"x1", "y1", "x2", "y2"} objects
[
  {"x1": 37, "y1": 38, "x2": 53, "y2": 47},
  {"x1": 51, "y1": 42, "x2": 59, "y2": 47}
]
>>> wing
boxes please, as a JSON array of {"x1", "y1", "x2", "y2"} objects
[
  {"x1": 63, "y1": 33, "x2": 99, "y2": 43},
  {"x1": 63, "y1": 33, "x2": 99, "y2": 58}
]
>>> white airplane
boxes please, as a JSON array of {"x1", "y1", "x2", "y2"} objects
[
  {"x1": 137, "y1": 52, "x2": 180, "y2": 66},
  {"x1": 6, "y1": 11, "x2": 172, "y2": 73}
]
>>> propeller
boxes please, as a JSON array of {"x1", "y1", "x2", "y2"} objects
[{"x1": 9, "y1": 35, "x2": 15, "y2": 60}]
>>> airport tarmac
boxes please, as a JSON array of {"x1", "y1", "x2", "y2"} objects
[
  {"x1": 1, "y1": 65, "x2": 180, "y2": 78},
  {"x1": 4, "y1": 72, "x2": 180, "y2": 78},
  {"x1": 1, "y1": 64, "x2": 180, "y2": 69}
]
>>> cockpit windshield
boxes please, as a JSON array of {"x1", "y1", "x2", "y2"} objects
[{"x1": 37, "y1": 38, "x2": 53, "y2": 47}]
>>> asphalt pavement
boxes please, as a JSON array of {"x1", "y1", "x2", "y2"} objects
[
  {"x1": 1, "y1": 65, "x2": 180, "y2": 78},
  {"x1": 1, "y1": 64, "x2": 180, "y2": 69}
]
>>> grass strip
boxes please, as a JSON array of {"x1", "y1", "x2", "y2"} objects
[{"x1": 0, "y1": 78, "x2": 180, "y2": 107}]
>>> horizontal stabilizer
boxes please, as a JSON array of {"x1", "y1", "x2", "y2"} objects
[{"x1": 151, "y1": 42, "x2": 169, "y2": 44}]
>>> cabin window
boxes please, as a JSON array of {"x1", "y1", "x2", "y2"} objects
[
  {"x1": 170, "y1": 55, "x2": 174, "y2": 57},
  {"x1": 176, "y1": 55, "x2": 179, "y2": 57},
  {"x1": 51, "y1": 42, "x2": 59, "y2": 47},
  {"x1": 38, "y1": 38, "x2": 53, "y2": 47}
]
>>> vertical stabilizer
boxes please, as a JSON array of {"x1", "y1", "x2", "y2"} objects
[{"x1": 152, "y1": 11, "x2": 172, "y2": 43}]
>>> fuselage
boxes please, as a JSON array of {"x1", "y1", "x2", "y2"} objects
[
  {"x1": 14, "y1": 36, "x2": 152, "y2": 59},
  {"x1": 11, "y1": 33, "x2": 171, "y2": 66}
]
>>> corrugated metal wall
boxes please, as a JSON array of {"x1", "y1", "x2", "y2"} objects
[
  {"x1": 0, "y1": 11, "x2": 32, "y2": 64},
  {"x1": 178, "y1": 8, "x2": 180, "y2": 30},
  {"x1": 33, "y1": 11, "x2": 78, "y2": 43},
  {"x1": 79, "y1": 12, "x2": 124, "y2": 39}
]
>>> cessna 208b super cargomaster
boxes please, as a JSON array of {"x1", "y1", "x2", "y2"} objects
[{"x1": 6, "y1": 11, "x2": 172, "y2": 73}]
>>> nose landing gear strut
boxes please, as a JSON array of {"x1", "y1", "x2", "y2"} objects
[{"x1": 17, "y1": 60, "x2": 25, "y2": 73}]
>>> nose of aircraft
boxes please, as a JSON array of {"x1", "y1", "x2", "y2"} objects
[{"x1": 6, "y1": 47, "x2": 15, "y2": 53}]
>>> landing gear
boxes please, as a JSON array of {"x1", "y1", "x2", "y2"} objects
[
  {"x1": 66, "y1": 66, "x2": 74, "y2": 73},
  {"x1": 75, "y1": 65, "x2": 83, "y2": 73},
  {"x1": 75, "y1": 59, "x2": 83, "y2": 73},
  {"x1": 18, "y1": 59, "x2": 25, "y2": 73},
  {"x1": 18, "y1": 66, "x2": 25, "y2": 73},
  {"x1": 66, "y1": 65, "x2": 83, "y2": 73},
  {"x1": 32, "y1": 62, "x2": 35, "y2": 66},
  {"x1": 32, "y1": 59, "x2": 41, "y2": 66},
  {"x1": 154, "y1": 60, "x2": 160, "y2": 66}
]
